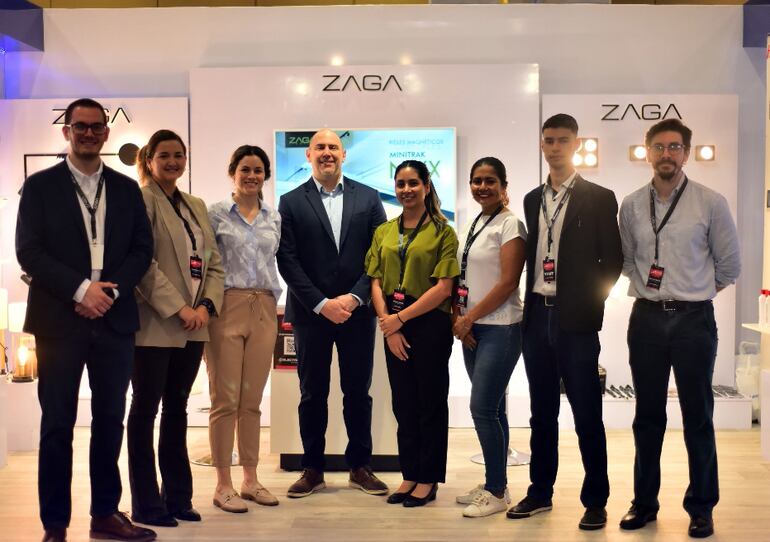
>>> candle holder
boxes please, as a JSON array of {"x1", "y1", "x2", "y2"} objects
[{"x1": 11, "y1": 335, "x2": 36, "y2": 383}]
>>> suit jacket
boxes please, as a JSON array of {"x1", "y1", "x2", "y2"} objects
[
  {"x1": 277, "y1": 177, "x2": 387, "y2": 325},
  {"x1": 134, "y1": 182, "x2": 224, "y2": 347},
  {"x1": 16, "y1": 160, "x2": 153, "y2": 338},
  {"x1": 522, "y1": 174, "x2": 623, "y2": 333}
]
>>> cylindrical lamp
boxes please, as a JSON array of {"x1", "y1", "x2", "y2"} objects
[
  {"x1": 8, "y1": 302, "x2": 26, "y2": 334},
  {"x1": 0, "y1": 288, "x2": 7, "y2": 374},
  {"x1": 12, "y1": 335, "x2": 36, "y2": 383}
]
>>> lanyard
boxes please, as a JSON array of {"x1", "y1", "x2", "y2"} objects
[
  {"x1": 397, "y1": 211, "x2": 428, "y2": 288},
  {"x1": 649, "y1": 176, "x2": 688, "y2": 263},
  {"x1": 541, "y1": 180, "x2": 573, "y2": 255},
  {"x1": 161, "y1": 185, "x2": 198, "y2": 253},
  {"x1": 460, "y1": 205, "x2": 504, "y2": 283},
  {"x1": 70, "y1": 172, "x2": 105, "y2": 243}
]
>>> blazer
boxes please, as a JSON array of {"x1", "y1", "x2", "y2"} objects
[
  {"x1": 277, "y1": 177, "x2": 387, "y2": 325},
  {"x1": 522, "y1": 174, "x2": 623, "y2": 333},
  {"x1": 16, "y1": 160, "x2": 153, "y2": 338},
  {"x1": 134, "y1": 182, "x2": 224, "y2": 348}
]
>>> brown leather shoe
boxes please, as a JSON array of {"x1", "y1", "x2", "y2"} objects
[
  {"x1": 287, "y1": 468, "x2": 326, "y2": 498},
  {"x1": 90, "y1": 512, "x2": 157, "y2": 541},
  {"x1": 349, "y1": 466, "x2": 389, "y2": 495},
  {"x1": 42, "y1": 528, "x2": 66, "y2": 542}
]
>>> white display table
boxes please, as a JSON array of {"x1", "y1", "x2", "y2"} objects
[
  {"x1": 7, "y1": 380, "x2": 40, "y2": 452},
  {"x1": 0, "y1": 376, "x2": 8, "y2": 468},
  {"x1": 762, "y1": 370, "x2": 770, "y2": 460}
]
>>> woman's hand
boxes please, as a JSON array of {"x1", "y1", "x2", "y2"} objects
[
  {"x1": 452, "y1": 315, "x2": 473, "y2": 339},
  {"x1": 386, "y1": 331, "x2": 411, "y2": 361},
  {"x1": 461, "y1": 332, "x2": 477, "y2": 351},
  {"x1": 379, "y1": 313, "x2": 403, "y2": 337}
]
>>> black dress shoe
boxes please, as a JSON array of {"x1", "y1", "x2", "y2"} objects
[
  {"x1": 131, "y1": 512, "x2": 178, "y2": 528},
  {"x1": 619, "y1": 505, "x2": 658, "y2": 530},
  {"x1": 403, "y1": 484, "x2": 437, "y2": 507},
  {"x1": 172, "y1": 508, "x2": 201, "y2": 522},
  {"x1": 688, "y1": 516, "x2": 714, "y2": 539},
  {"x1": 42, "y1": 527, "x2": 66, "y2": 542}
]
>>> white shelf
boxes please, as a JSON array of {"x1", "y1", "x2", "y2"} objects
[{"x1": 742, "y1": 323, "x2": 770, "y2": 333}]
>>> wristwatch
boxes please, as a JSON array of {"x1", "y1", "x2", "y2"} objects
[{"x1": 197, "y1": 297, "x2": 217, "y2": 317}]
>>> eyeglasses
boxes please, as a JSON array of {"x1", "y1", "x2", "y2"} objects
[
  {"x1": 66, "y1": 122, "x2": 107, "y2": 135},
  {"x1": 647, "y1": 143, "x2": 687, "y2": 155}
]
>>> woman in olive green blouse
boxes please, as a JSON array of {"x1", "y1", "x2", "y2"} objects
[{"x1": 366, "y1": 160, "x2": 459, "y2": 508}]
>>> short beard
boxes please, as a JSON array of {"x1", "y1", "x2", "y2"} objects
[{"x1": 655, "y1": 161, "x2": 679, "y2": 181}]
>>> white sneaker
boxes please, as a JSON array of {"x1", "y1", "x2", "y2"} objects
[
  {"x1": 456, "y1": 484, "x2": 485, "y2": 504},
  {"x1": 462, "y1": 489, "x2": 508, "y2": 518},
  {"x1": 456, "y1": 485, "x2": 511, "y2": 505}
]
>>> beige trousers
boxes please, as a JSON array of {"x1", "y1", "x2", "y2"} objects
[{"x1": 205, "y1": 289, "x2": 277, "y2": 467}]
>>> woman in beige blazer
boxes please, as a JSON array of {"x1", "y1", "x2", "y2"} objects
[{"x1": 127, "y1": 129, "x2": 224, "y2": 528}]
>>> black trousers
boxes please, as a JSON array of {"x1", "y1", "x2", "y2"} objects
[
  {"x1": 127, "y1": 342, "x2": 203, "y2": 517},
  {"x1": 628, "y1": 300, "x2": 719, "y2": 517},
  {"x1": 522, "y1": 297, "x2": 609, "y2": 507},
  {"x1": 384, "y1": 309, "x2": 452, "y2": 483},
  {"x1": 35, "y1": 321, "x2": 134, "y2": 530},
  {"x1": 292, "y1": 317, "x2": 376, "y2": 471}
]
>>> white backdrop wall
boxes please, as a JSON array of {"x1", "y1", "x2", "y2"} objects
[{"x1": 0, "y1": 5, "x2": 764, "y2": 425}]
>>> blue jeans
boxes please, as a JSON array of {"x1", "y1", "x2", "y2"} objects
[{"x1": 463, "y1": 323, "x2": 522, "y2": 494}]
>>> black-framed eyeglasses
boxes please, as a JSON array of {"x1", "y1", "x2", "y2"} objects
[
  {"x1": 647, "y1": 143, "x2": 687, "y2": 155},
  {"x1": 66, "y1": 122, "x2": 107, "y2": 135}
]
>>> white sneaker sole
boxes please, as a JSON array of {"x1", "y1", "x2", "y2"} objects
[{"x1": 349, "y1": 481, "x2": 388, "y2": 495}]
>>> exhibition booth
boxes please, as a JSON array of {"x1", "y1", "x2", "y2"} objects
[{"x1": 0, "y1": 3, "x2": 768, "y2": 466}]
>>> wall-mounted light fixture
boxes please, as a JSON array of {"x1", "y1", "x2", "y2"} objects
[
  {"x1": 573, "y1": 138, "x2": 599, "y2": 168},
  {"x1": 695, "y1": 145, "x2": 716, "y2": 161},
  {"x1": 629, "y1": 145, "x2": 647, "y2": 162}
]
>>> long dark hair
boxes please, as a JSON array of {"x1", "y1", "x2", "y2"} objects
[
  {"x1": 228, "y1": 145, "x2": 272, "y2": 201},
  {"x1": 394, "y1": 160, "x2": 447, "y2": 229},
  {"x1": 137, "y1": 129, "x2": 187, "y2": 186}
]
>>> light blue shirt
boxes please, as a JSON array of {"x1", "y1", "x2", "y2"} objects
[
  {"x1": 208, "y1": 197, "x2": 283, "y2": 300},
  {"x1": 619, "y1": 176, "x2": 740, "y2": 301},
  {"x1": 311, "y1": 176, "x2": 361, "y2": 314}
]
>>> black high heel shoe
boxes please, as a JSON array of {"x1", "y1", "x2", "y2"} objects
[
  {"x1": 403, "y1": 483, "x2": 437, "y2": 507},
  {"x1": 387, "y1": 484, "x2": 416, "y2": 504}
]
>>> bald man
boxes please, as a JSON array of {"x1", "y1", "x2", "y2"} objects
[{"x1": 277, "y1": 130, "x2": 388, "y2": 497}]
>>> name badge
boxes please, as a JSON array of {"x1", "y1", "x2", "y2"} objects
[
  {"x1": 456, "y1": 285, "x2": 469, "y2": 309},
  {"x1": 646, "y1": 264, "x2": 664, "y2": 290},
  {"x1": 91, "y1": 243, "x2": 105, "y2": 271},
  {"x1": 190, "y1": 255, "x2": 203, "y2": 280},
  {"x1": 542, "y1": 257, "x2": 556, "y2": 283},
  {"x1": 390, "y1": 287, "x2": 407, "y2": 313}
]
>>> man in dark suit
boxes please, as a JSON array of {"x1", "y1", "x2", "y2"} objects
[
  {"x1": 506, "y1": 114, "x2": 623, "y2": 530},
  {"x1": 277, "y1": 129, "x2": 388, "y2": 498},
  {"x1": 16, "y1": 98, "x2": 155, "y2": 542}
]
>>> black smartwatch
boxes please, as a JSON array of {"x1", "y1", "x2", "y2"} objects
[{"x1": 197, "y1": 297, "x2": 217, "y2": 317}]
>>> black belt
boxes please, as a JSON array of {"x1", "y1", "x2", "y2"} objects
[
  {"x1": 533, "y1": 293, "x2": 557, "y2": 307},
  {"x1": 635, "y1": 298, "x2": 711, "y2": 312}
]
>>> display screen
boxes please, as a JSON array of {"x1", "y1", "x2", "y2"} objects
[{"x1": 274, "y1": 127, "x2": 457, "y2": 221}]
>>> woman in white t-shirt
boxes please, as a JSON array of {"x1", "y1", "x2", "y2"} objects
[{"x1": 452, "y1": 157, "x2": 527, "y2": 518}]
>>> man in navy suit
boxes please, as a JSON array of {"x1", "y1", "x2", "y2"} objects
[
  {"x1": 16, "y1": 98, "x2": 155, "y2": 542},
  {"x1": 277, "y1": 129, "x2": 388, "y2": 498}
]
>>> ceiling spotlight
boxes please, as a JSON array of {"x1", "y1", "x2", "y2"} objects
[
  {"x1": 330, "y1": 55, "x2": 345, "y2": 67},
  {"x1": 629, "y1": 145, "x2": 647, "y2": 161},
  {"x1": 695, "y1": 145, "x2": 715, "y2": 161},
  {"x1": 573, "y1": 137, "x2": 598, "y2": 168}
]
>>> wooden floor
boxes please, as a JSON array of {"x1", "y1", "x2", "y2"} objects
[{"x1": 1, "y1": 428, "x2": 769, "y2": 541}]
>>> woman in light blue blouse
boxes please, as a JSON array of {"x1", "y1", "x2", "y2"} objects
[{"x1": 205, "y1": 145, "x2": 282, "y2": 513}]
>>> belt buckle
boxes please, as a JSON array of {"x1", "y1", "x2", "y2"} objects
[
  {"x1": 661, "y1": 300, "x2": 677, "y2": 312},
  {"x1": 544, "y1": 296, "x2": 555, "y2": 307}
]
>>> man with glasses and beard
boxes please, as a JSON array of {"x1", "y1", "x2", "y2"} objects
[
  {"x1": 16, "y1": 98, "x2": 155, "y2": 542},
  {"x1": 618, "y1": 119, "x2": 740, "y2": 539}
]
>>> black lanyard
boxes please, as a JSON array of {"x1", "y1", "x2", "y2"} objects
[
  {"x1": 70, "y1": 172, "x2": 105, "y2": 243},
  {"x1": 460, "y1": 205, "x2": 504, "y2": 283},
  {"x1": 649, "y1": 177, "x2": 688, "y2": 263},
  {"x1": 541, "y1": 179, "x2": 573, "y2": 255},
  {"x1": 397, "y1": 211, "x2": 428, "y2": 288},
  {"x1": 161, "y1": 185, "x2": 198, "y2": 253}
]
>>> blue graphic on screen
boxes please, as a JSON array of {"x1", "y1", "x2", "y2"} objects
[{"x1": 274, "y1": 128, "x2": 456, "y2": 221}]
